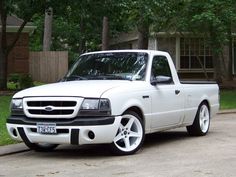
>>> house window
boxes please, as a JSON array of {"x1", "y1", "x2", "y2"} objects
[{"x1": 180, "y1": 38, "x2": 213, "y2": 69}]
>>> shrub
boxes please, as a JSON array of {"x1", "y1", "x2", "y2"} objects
[
  {"x1": 19, "y1": 74, "x2": 33, "y2": 89},
  {"x1": 8, "y1": 73, "x2": 20, "y2": 89},
  {"x1": 8, "y1": 73, "x2": 20, "y2": 83}
]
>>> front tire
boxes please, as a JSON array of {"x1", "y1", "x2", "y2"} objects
[
  {"x1": 187, "y1": 102, "x2": 210, "y2": 136},
  {"x1": 110, "y1": 111, "x2": 145, "y2": 155}
]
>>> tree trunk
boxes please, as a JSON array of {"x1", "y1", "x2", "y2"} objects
[
  {"x1": 0, "y1": 1, "x2": 33, "y2": 90},
  {"x1": 43, "y1": 7, "x2": 53, "y2": 51},
  {"x1": 0, "y1": 51, "x2": 8, "y2": 90},
  {"x1": 0, "y1": 2, "x2": 8, "y2": 90},
  {"x1": 137, "y1": 23, "x2": 149, "y2": 49},
  {"x1": 102, "y1": 16, "x2": 109, "y2": 50},
  {"x1": 0, "y1": 17, "x2": 30, "y2": 90},
  {"x1": 227, "y1": 24, "x2": 233, "y2": 81},
  {"x1": 209, "y1": 27, "x2": 223, "y2": 83},
  {"x1": 212, "y1": 53, "x2": 222, "y2": 83}
]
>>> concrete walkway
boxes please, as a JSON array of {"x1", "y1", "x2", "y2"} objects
[
  {"x1": 1, "y1": 110, "x2": 236, "y2": 156},
  {"x1": 0, "y1": 143, "x2": 29, "y2": 156},
  {"x1": 218, "y1": 109, "x2": 236, "y2": 114}
]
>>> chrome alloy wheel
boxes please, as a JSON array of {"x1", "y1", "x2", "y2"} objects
[
  {"x1": 199, "y1": 104, "x2": 210, "y2": 133},
  {"x1": 112, "y1": 112, "x2": 144, "y2": 154},
  {"x1": 187, "y1": 102, "x2": 211, "y2": 136}
]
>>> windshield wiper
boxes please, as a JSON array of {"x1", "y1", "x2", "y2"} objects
[
  {"x1": 86, "y1": 74, "x2": 132, "y2": 81},
  {"x1": 62, "y1": 75, "x2": 87, "y2": 81}
]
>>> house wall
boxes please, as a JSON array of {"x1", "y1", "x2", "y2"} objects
[
  {"x1": 7, "y1": 32, "x2": 29, "y2": 75},
  {"x1": 110, "y1": 40, "x2": 138, "y2": 49},
  {"x1": 110, "y1": 32, "x2": 234, "y2": 80},
  {"x1": 148, "y1": 37, "x2": 176, "y2": 65}
]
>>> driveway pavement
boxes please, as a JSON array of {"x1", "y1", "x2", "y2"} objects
[{"x1": 0, "y1": 113, "x2": 235, "y2": 177}]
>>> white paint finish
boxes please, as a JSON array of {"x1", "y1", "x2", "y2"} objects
[
  {"x1": 8, "y1": 50, "x2": 219, "y2": 146},
  {"x1": 13, "y1": 80, "x2": 132, "y2": 98},
  {"x1": 149, "y1": 84, "x2": 185, "y2": 129},
  {"x1": 7, "y1": 116, "x2": 122, "y2": 145}
]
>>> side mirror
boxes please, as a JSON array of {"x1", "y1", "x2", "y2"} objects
[{"x1": 151, "y1": 76, "x2": 172, "y2": 86}]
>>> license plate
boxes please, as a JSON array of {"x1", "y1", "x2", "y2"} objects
[{"x1": 37, "y1": 123, "x2": 57, "y2": 134}]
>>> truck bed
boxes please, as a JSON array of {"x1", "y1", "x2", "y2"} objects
[{"x1": 180, "y1": 80, "x2": 217, "y2": 84}]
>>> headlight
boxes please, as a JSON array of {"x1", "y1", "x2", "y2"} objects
[
  {"x1": 11, "y1": 99, "x2": 24, "y2": 115},
  {"x1": 79, "y1": 98, "x2": 111, "y2": 116},
  {"x1": 11, "y1": 99, "x2": 23, "y2": 109},
  {"x1": 99, "y1": 99, "x2": 110, "y2": 110},
  {"x1": 81, "y1": 99, "x2": 99, "y2": 110}
]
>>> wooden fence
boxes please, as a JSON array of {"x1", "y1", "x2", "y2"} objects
[{"x1": 29, "y1": 51, "x2": 68, "y2": 83}]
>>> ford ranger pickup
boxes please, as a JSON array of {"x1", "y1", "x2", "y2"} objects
[{"x1": 6, "y1": 50, "x2": 219, "y2": 155}]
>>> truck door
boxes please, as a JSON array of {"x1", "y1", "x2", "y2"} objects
[{"x1": 150, "y1": 55, "x2": 184, "y2": 129}]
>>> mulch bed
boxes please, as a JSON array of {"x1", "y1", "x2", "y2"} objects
[
  {"x1": 220, "y1": 80, "x2": 236, "y2": 89},
  {"x1": 0, "y1": 90, "x2": 16, "y2": 96}
]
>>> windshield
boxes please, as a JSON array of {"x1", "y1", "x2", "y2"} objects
[{"x1": 64, "y1": 52, "x2": 148, "y2": 81}]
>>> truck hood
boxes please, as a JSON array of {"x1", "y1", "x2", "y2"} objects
[{"x1": 13, "y1": 80, "x2": 131, "y2": 98}]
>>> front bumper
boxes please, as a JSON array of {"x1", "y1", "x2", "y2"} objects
[{"x1": 6, "y1": 116, "x2": 122, "y2": 145}]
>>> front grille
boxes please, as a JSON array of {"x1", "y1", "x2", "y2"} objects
[
  {"x1": 23, "y1": 97, "x2": 83, "y2": 119},
  {"x1": 28, "y1": 109, "x2": 74, "y2": 115},
  {"x1": 27, "y1": 101, "x2": 76, "y2": 107}
]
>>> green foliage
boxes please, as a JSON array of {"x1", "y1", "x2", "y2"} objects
[
  {"x1": 29, "y1": 0, "x2": 133, "y2": 65},
  {"x1": 8, "y1": 73, "x2": 20, "y2": 89},
  {"x1": 7, "y1": 74, "x2": 33, "y2": 90},
  {"x1": 7, "y1": 82, "x2": 18, "y2": 90},
  {"x1": 173, "y1": 0, "x2": 236, "y2": 81},
  {"x1": 33, "y1": 81, "x2": 45, "y2": 86},
  {"x1": 178, "y1": 0, "x2": 236, "y2": 42},
  {"x1": 8, "y1": 73, "x2": 20, "y2": 83},
  {"x1": 220, "y1": 90, "x2": 236, "y2": 110},
  {"x1": 26, "y1": 0, "x2": 236, "y2": 77},
  {"x1": 0, "y1": 0, "x2": 51, "y2": 90},
  {"x1": 29, "y1": 14, "x2": 44, "y2": 51},
  {"x1": 19, "y1": 74, "x2": 33, "y2": 89}
]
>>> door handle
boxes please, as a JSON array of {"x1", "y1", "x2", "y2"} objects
[{"x1": 175, "y1": 90, "x2": 180, "y2": 95}]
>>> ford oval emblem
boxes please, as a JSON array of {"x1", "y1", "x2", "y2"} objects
[{"x1": 45, "y1": 106, "x2": 54, "y2": 112}]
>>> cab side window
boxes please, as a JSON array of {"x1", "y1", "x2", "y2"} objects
[{"x1": 151, "y1": 56, "x2": 172, "y2": 83}]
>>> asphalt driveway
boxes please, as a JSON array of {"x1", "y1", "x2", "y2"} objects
[{"x1": 0, "y1": 113, "x2": 235, "y2": 177}]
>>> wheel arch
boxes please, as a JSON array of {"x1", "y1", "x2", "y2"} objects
[
  {"x1": 198, "y1": 99, "x2": 211, "y2": 117},
  {"x1": 187, "y1": 99, "x2": 211, "y2": 136},
  {"x1": 123, "y1": 106, "x2": 145, "y2": 127}
]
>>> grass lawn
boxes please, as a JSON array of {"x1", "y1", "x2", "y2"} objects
[
  {"x1": 220, "y1": 90, "x2": 236, "y2": 110},
  {"x1": 0, "y1": 95, "x2": 17, "y2": 146},
  {"x1": 0, "y1": 89, "x2": 235, "y2": 146}
]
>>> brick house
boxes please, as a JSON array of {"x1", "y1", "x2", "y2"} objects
[
  {"x1": 0, "y1": 16, "x2": 36, "y2": 76},
  {"x1": 110, "y1": 31, "x2": 236, "y2": 80}
]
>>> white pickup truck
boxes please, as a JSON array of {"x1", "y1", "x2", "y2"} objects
[{"x1": 7, "y1": 50, "x2": 219, "y2": 155}]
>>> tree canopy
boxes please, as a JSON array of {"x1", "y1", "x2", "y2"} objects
[
  {"x1": 1, "y1": 0, "x2": 236, "y2": 89},
  {"x1": 176, "y1": 0, "x2": 236, "y2": 81}
]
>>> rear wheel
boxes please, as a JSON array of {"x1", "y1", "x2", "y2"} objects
[
  {"x1": 187, "y1": 102, "x2": 210, "y2": 136},
  {"x1": 110, "y1": 111, "x2": 145, "y2": 155}
]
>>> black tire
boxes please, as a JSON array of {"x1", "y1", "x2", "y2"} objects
[
  {"x1": 187, "y1": 102, "x2": 210, "y2": 136},
  {"x1": 110, "y1": 111, "x2": 145, "y2": 155},
  {"x1": 24, "y1": 141, "x2": 58, "y2": 152}
]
